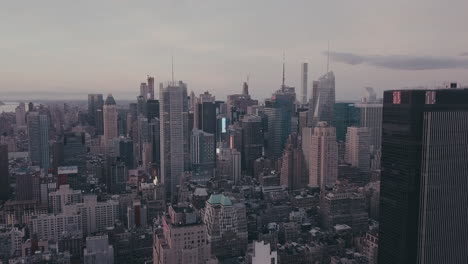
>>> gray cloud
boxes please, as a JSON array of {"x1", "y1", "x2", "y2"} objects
[{"x1": 327, "y1": 51, "x2": 468, "y2": 70}]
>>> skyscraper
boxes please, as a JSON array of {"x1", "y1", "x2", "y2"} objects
[
  {"x1": 280, "y1": 134, "x2": 307, "y2": 190},
  {"x1": 103, "y1": 94, "x2": 118, "y2": 149},
  {"x1": 88, "y1": 94, "x2": 104, "y2": 127},
  {"x1": 333, "y1": 102, "x2": 360, "y2": 142},
  {"x1": 378, "y1": 89, "x2": 468, "y2": 264},
  {"x1": 15, "y1": 102, "x2": 26, "y2": 127},
  {"x1": 0, "y1": 144, "x2": 9, "y2": 201},
  {"x1": 140, "y1": 82, "x2": 149, "y2": 101},
  {"x1": 62, "y1": 132, "x2": 87, "y2": 174},
  {"x1": 147, "y1": 76, "x2": 155, "y2": 100},
  {"x1": 301, "y1": 62, "x2": 308, "y2": 105},
  {"x1": 308, "y1": 122, "x2": 338, "y2": 189},
  {"x1": 191, "y1": 129, "x2": 215, "y2": 174},
  {"x1": 264, "y1": 100, "x2": 283, "y2": 162},
  {"x1": 239, "y1": 115, "x2": 264, "y2": 175},
  {"x1": 160, "y1": 81, "x2": 189, "y2": 202},
  {"x1": 355, "y1": 87, "x2": 382, "y2": 151},
  {"x1": 27, "y1": 112, "x2": 49, "y2": 169},
  {"x1": 345, "y1": 127, "x2": 371, "y2": 171},
  {"x1": 308, "y1": 71, "x2": 335, "y2": 126}
]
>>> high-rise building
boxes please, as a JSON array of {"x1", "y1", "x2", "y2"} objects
[
  {"x1": 203, "y1": 194, "x2": 248, "y2": 258},
  {"x1": 333, "y1": 102, "x2": 360, "y2": 142},
  {"x1": 73, "y1": 195, "x2": 119, "y2": 235},
  {"x1": 116, "y1": 137, "x2": 134, "y2": 169},
  {"x1": 88, "y1": 94, "x2": 104, "y2": 128},
  {"x1": 355, "y1": 87, "x2": 382, "y2": 151},
  {"x1": 127, "y1": 200, "x2": 147, "y2": 229},
  {"x1": 160, "y1": 81, "x2": 189, "y2": 202},
  {"x1": 30, "y1": 206, "x2": 82, "y2": 241},
  {"x1": 48, "y1": 184, "x2": 82, "y2": 214},
  {"x1": 378, "y1": 89, "x2": 468, "y2": 264},
  {"x1": 307, "y1": 122, "x2": 338, "y2": 189},
  {"x1": 103, "y1": 94, "x2": 118, "y2": 149},
  {"x1": 280, "y1": 134, "x2": 307, "y2": 191},
  {"x1": 345, "y1": 127, "x2": 371, "y2": 171},
  {"x1": 301, "y1": 63, "x2": 308, "y2": 105},
  {"x1": 239, "y1": 115, "x2": 264, "y2": 175},
  {"x1": 264, "y1": 100, "x2": 283, "y2": 162},
  {"x1": 191, "y1": 129, "x2": 215, "y2": 173},
  {"x1": 320, "y1": 191, "x2": 368, "y2": 231},
  {"x1": 146, "y1": 99, "x2": 159, "y2": 120},
  {"x1": 216, "y1": 147, "x2": 241, "y2": 183},
  {"x1": 27, "y1": 112, "x2": 49, "y2": 169},
  {"x1": 153, "y1": 205, "x2": 212, "y2": 264},
  {"x1": 62, "y1": 132, "x2": 87, "y2": 174},
  {"x1": 308, "y1": 72, "x2": 335, "y2": 126},
  {"x1": 0, "y1": 144, "x2": 10, "y2": 201},
  {"x1": 147, "y1": 76, "x2": 155, "y2": 100},
  {"x1": 15, "y1": 102, "x2": 26, "y2": 127},
  {"x1": 195, "y1": 91, "x2": 216, "y2": 134},
  {"x1": 83, "y1": 235, "x2": 114, "y2": 264},
  {"x1": 140, "y1": 82, "x2": 149, "y2": 101}
]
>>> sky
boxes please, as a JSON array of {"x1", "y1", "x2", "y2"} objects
[{"x1": 1, "y1": 0, "x2": 468, "y2": 101}]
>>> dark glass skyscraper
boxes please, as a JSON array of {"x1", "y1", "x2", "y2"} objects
[
  {"x1": 379, "y1": 89, "x2": 468, "y2": 264},
  {"x1": 333, "y1": 102, "x2": 360, "y2": 142},
  {"x1": 0, "y1": 144, "x2": 9, "y2": 201},
  {"x1": 62, "y1": 132, "x2": 87, "y2": 174}
]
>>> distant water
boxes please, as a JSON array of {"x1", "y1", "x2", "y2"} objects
[{"x1": 0, "y1": 102, "x2": 19, "y2": 113}]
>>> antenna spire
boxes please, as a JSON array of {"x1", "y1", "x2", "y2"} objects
[
  {"x1": 327, "y1": 41, "x2": 330, "y2": 73},
  {"x1": 282, "y1": 51, "x2": 286, "y2": 88},
  {"x1": 171, "y1": 55, "x2": 174, "y2": 83}
]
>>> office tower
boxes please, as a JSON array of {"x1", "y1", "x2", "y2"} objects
[
  {"x1": 83, "y1": 235, "x2": 114, "y2": 264},
  {"x1": 333, "y1": 102, "x2": 360, "y2": 142},
  {"x1": 117, "y1": 137, "x2": 134, "y2": 169},
  {"x1": 195, "y1": 91, "x2": 216, "y2": 134},
  {"x1": 203, "y1": 194, "x2": 248, "y2": 258},
  {"x1": 320, "y1": 191, "x2": 368, "y2": 231},
  {"x1": 191, "y1": 129, "x2": 215, "y2": 173},
  {"x1": 140, "y1": 82, "x2": 149, "y2": 101},
  {"x1": 105, "y1": 157, "x2": 128, "y2": 194},
  {"x1": 48, "y1": 184, "x2": 82, "y2": 214},
  {"x1": 239, "y1": 115, "x2": 264, "y2": 176},
  {"x1": 27, "y1": 113, "x2": 49, "y2": 169},
  {"x1": 117, "y1": 109, "x2": 128, "y2": 136},
  {"x1": 160, "y1": 81, "x2": 189, "y2": 202},
  {"x1": 147, "y1": 76, "x2": 155, "y2": 100},
  {"x1": 142, "y1": 141, "x2": 153, "y2": 172},
  {"x1": 378, "y1": 89, "x2": 468, "y2": 264},
  {"x1": 345, "y1": 127, "x2": 371, "y2": 171},
  {"x1": 127, "y1": 200, "x2": 147, "y2": 229},
  {"x1": 71, "y1": 195, "x2": 118, "y2": 235},
  {"x1": 153, "y1": 205, "x2": 212, "y2": 264},
  {"x1": 137, "y1": 95, "x2": 147, "y2": 117},
  {"x1": 103, "y1": 94, "x2": 118, "y2": 148},
  {"x1": 280, "y1": 134, "x2": 307, "y2": 190},
  {"x1": 226, "y1": 83, "x2": 258, "y2": 123},
  {"x1": 216, "y1": 147, "x2": 241, "y2": 183},
  {"x1": 355, "y1": 87, "x2": 382, "y2": 151},
  {"x1": 301, "y1": 62, "x2": 308, "y2": 105},
  {"x1": 88, "y1": 94, "x2": 104, "y2": 126},
  {"x1": 57, "y1": 166, "x2": 80, "y2": 190},
  {"x1": 150, "y1": 118, "x2": 160, "y2": 168},
  {"x1": 95, "y1": 109, "x2": 104, "y2": 135},
  {"x1": 308, "y1": 122, "x2": 338, "y2": 189},
  {"x1": 0, "y1": 145, "x2": 10, "y2": 201},
  {"x1": 62, "y1": 132, "x2": 86, "y2": 174},
  {"x1": 273, "y1": 85, "x2": 296, "y2": 144},
  {"x1": 264, "y1": 100, "x2": 283, "y2": 162},
  {"x1": 15, "y1": 102, "x2": 26, "y2": 127},
  {"x1": 146, "y1": 99, "x2": 159, "y2": 120},
  {"x1": 28, "y1": 102, "x2": 34, "y2": 112},
  {"x1": 308, "y1": 72, "x2": 335, "y2": 126}
]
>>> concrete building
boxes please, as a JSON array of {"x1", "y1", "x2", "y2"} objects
[
  {"x1": 345, "y1": 127, "x2": 371, "y2": 171},
  {"x1": 29, "y1": 206, "x2": 82, "y2": 241},
  {"x1": 27, "y1": 112, "x2": 49, "y2": 169},
  {"x1": 83, "y1": 235, "x2": 114, "y2": 264},
  {"x1": 203, "y1": 194, "x2": 248, "y2": 259},
  {"x1": 252, "y1": 241, "x2": 278, "y2": 264},
  {"x1": 103, "y1": 94, "x2": 118, "y2": 149},
  {"x1": 191, "y1": 129, "x2": 215, "y2": 174},
  {"x1": 127, "y1": 200, "x2": 147, "y2": 229},
  {"x1": 72, "y1": 195, "x2": 119, "y2": 235},
  {"x1": 216, "y1": 147, "x2": 241, "y2": 183},
  {"x1": 153, "y1": 205, "x2": 212, "y2": 264},
  {"x1": 301, "y1": 62, "x2": 308, "y2": 105},
  {"x1": 15, "y1": 102, "x2": 26, "y2": 127},
  {"x1": 355, "y1": 87, "x2": 382, "y2": 151},
  {"x1": 160, "y1": 81, "x2": 189, "y2": 202},
  {"x1": 280, "y1": 134, "x2": 307, "y2": 191},
  {"x1": 0, "y1": 144, "x2": 9, "y2": 201},
  {"x1": 320, "y1": 191, "x2": 368, "y2": 232},
  {"x1": 307, "y1": 122, "x2": 338, "y2": 189},
  {"x1": 88, "y1": 94, "x2": 104, "y2": 129},
  {"x1": 48, "y1": 184, "x2": 82, "y2": 214}
]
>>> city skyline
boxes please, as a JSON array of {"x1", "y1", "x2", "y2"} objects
[{"x1": 2, "y1": 1, "x2": 468, "y2": 101}]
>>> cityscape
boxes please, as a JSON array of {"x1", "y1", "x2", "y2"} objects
[{"x1": 1, "y1": 1, "x2": 468, "y2": 264}]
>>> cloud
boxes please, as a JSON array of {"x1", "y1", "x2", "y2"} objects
[
  {"x1": 326, "y1": 51, "x2": 468, "y2": 70},
  {"x1": 460, "y1": 52, "x2": 468, "y2": 56}
]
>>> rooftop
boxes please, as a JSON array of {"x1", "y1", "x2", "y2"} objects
[{"x1": 207, "y1": 194, "x2": 233, "y2": 206}]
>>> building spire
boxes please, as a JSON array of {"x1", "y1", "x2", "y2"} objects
[
  {"x1": 327, "y1": 41, "x2": 330, "y2": 73},
  {"x1": 282, "y1": 51, "x2": 286, "y2": 88}
]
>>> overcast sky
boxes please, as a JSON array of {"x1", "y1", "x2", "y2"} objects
[{"x1": 1, "y1": 0, "x2": 468, "y2": 101}]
